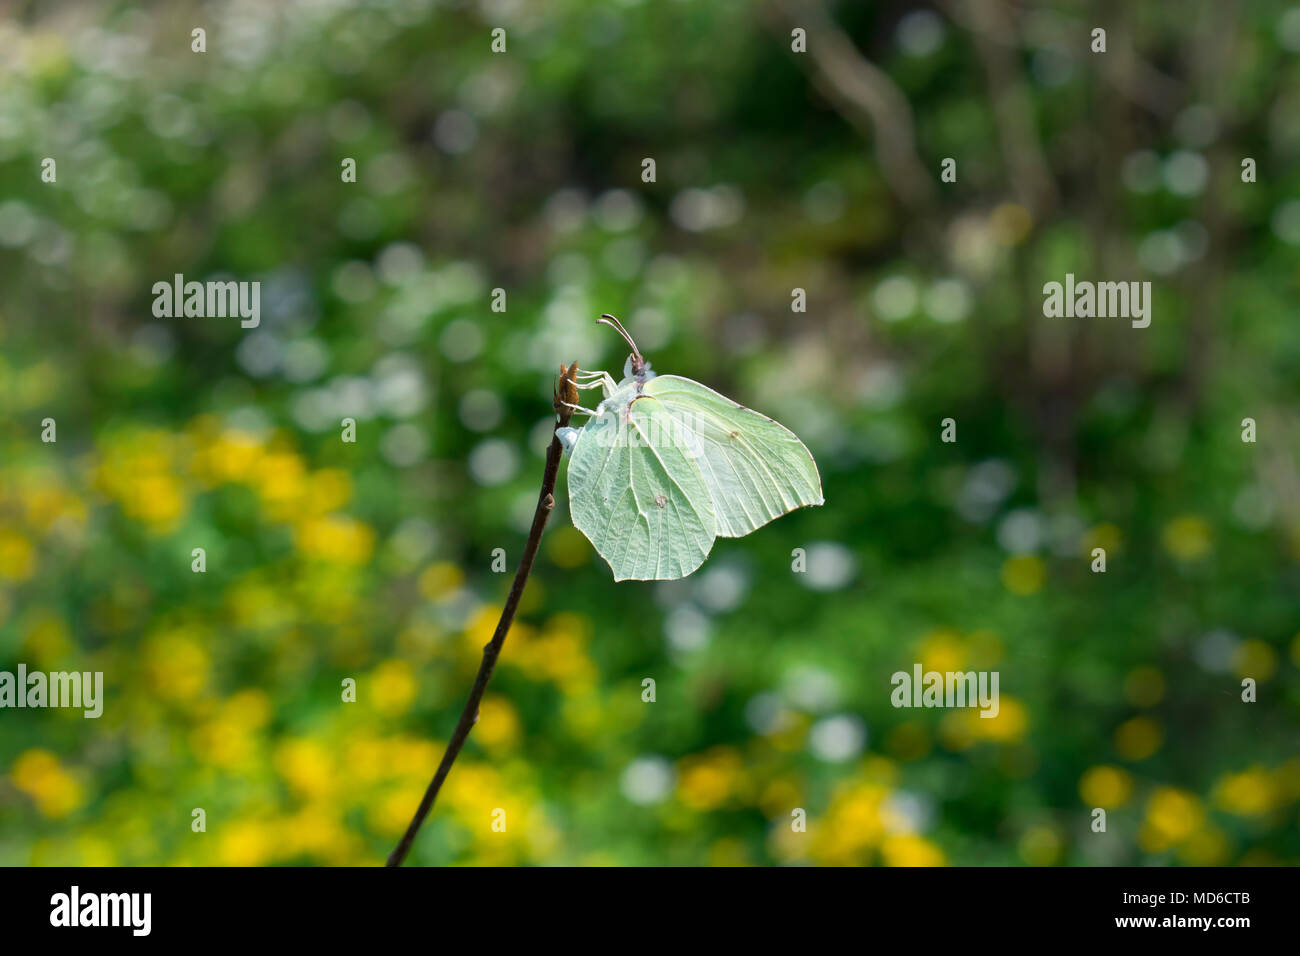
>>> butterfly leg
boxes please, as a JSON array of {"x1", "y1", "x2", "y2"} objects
[
  {"x1": 572, "y1": 378, "x2": 616, "y2": 394},
  {"x1": 559, "y1": 400, "x2": 601, "y2": 417},
  {"x1": 573, "y1": 369, "x2": 619, "y2": 399}
]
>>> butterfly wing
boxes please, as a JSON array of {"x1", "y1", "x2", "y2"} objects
[
  {"x1": 643, "y1": 375, "x2": 823, "y2": 538},
  {"x1": 567, "y1": 395, "x2": 717, "y2": 581}
]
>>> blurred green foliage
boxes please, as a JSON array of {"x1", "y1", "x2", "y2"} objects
[{"x1": 0, "y1": 0, "x2": 1298, "y2": 866}]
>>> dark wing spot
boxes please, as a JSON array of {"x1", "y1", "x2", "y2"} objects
[
  {"x1": 728, "y1": 430, "x2": 739, "y2": 440},
  {"x1": 654, "y1": 493, "x2": 667, "y2": 509}
]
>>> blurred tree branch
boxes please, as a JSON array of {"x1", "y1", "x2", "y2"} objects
[
  {"x1": 763, "y1": 0, "x2": 937, "y2": 214},
  {"x1": 947, "y1": 1, "x2": 1185, "y2": 118},
  {"x1": 949, "y1": 0, "x2": 1059, "y2": 218},
  {"x1": 1180, "y1": 0, "x2": 1242, "y2": 414}
]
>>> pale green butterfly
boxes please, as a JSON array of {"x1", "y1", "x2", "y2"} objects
[{"x1": 556, "y1": 315, "x2": 824, "y2": 581}]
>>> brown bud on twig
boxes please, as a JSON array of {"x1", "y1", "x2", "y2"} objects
[{"x1": 554, "y1": 361, "x2": 579, "y2": 425}]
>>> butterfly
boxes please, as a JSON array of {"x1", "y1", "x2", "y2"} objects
[{"x1": 555, "y1": 315, "x2": 824, "y2": 581}]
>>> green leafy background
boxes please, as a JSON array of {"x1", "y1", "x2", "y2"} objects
[{"x1": 0, "y1": 0, "x2": 1297, "y2": 866}]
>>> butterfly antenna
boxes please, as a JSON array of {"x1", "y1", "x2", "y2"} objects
[{"x1": 597, "y1": 313, "x2": 644, "y2": 374}]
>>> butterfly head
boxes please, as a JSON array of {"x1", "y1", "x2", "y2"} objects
[
  {"x1": 599, "y1": 313, "x2": 655, "y2": 384},
  {"x1": 622, "y1": 353, "x2": 654, "y2": 382}
]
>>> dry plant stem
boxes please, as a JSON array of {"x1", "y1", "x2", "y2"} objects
[{"x1": 387, "y1": 379, "x2": 574, "y2": 867}]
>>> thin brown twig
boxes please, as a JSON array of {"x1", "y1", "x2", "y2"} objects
[{"x1": 386, "y1": 362, "x2": 578, "y2": 867}]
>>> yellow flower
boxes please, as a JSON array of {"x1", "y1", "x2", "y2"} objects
[
  {"x1": 129, "y1": 473, "x2": 186, "y2": 529},
  {"x1": 971, "y1": 696, "x2": 1029, "y2": 743},
  {"x1": 442, "y1": 764, "x2": 512, "y2": 835},
  {"x1": 476, "y1": 695, "x2": 520, "y2": 751},
  {"x1": 1115, "y1": 717, "x2": 1163, "y2": 761},
  {"x1": 1001, "y1": 555, "x2": 1045, "y2": 595},
  {"x1": 1079, "y1": 765, "x2": 1133, "y2": 808},
  {"x1": 1140, "y1": 788, "x2": 1204, "y2": 852},
  {"x1": 274, "y1": 739, "x2": 335, "y2": 800},
  {"x1": 387, "y1": 736, "x2": 440, "y2": 782},
  {"x1": 543, "y1": 632, "x2": 597, "y2": 690},
  {"x1": 462, "y1": 605, "x2": 502, "y2": 655},
  {"x1": 284, "y1": 804, "x2": 355, "y2": 862},
  {"x1": 22, "y1": 611, "x2": 72, "y2": 667},
  {"x1": 677, "y1": 747, "x2": 745, "y2": 811},
  {"x1": 143, "y1": 629, "x2": 210, "y2": 702},
  {"x1": 76, "y1": 835, "x2": 117, "y2": 867},
  {"x1": 305, "y1": 468, "x2": 353, "y2": 515},
  {"x1": 294, "y1": 514, "x2": 375, "y2": 565},
  {"x1": 11, "y1": 749, "x2": 85, "y2": 818},
  {"x1": 1213, "y1": 767, "x2": 1278, "y2": 816},
  {"x1": 218, "y1": 819, "x2": 274, "y2": 866},
  {"x1": 190, "y1": 693, "x2": 269, "y2": 771},
  {"x1": 812, "y1": 781, "x2": 889, "y2": 864},
  {"x1": 1017, "y1": 825, "x2": 1062, "y2": 866},
  {"x1": 254, "y1": 451, "x2": 308, "y2": 518},
  {"x1": 93, "y1": 431, "x2": 191, "y2": 531},
  {"x1": 1233, "y1": 640, "x2": 1277, "y2": 681},
  {"x1": 224, "y1": 690, "x2": 271, "y2": 727},
  {"x1": 0, "y1": 529, "x2": 36, "y2": 581},
  {"x1": 508, "y1": 617, "x2": 596, "y2": 691},
  {"x1": 191, "y1": 718, "x2": 259, "y2": 771},
  {"x1": 1162, "y1": 515, "x2": 1212, "y2": 561},
  {"x1": 1177, "y1": 825, "x2": 1230, "y2": 865},
  {"x1": 883, "y1": 837, "x2": 946, "y2": 868},
  {"x1": 370, "y1": 659, "x2": 418, "y2": 717},
  {"x1": 197, "y1": 430, "x2": 263, "y2": 484},
  {"x1": 916, "y1": 629, "x2": 965, "y2": 674},
  {"x1": 342, "y1": 733, "x2": 390, "y2": 786}
]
